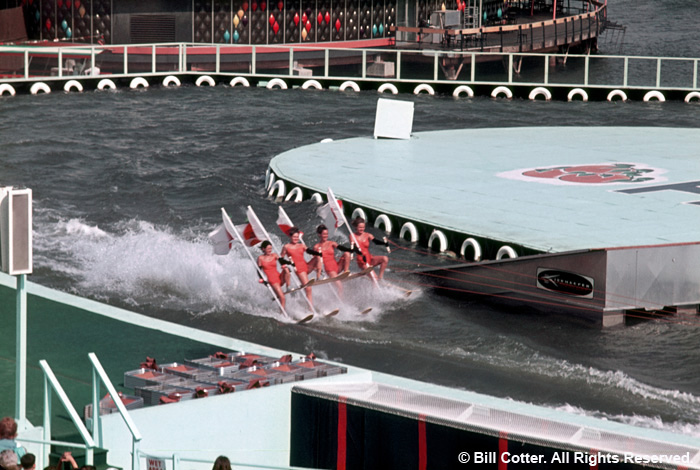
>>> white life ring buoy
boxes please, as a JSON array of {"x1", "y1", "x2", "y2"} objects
[
  {"x1": 399, "y1": 222, "x2": 419, "y2": 243},
  {"x1": 63, "y1": 80, "x2": 83, "y2": 92},
  {"x1": 30, "y1": 82, "x2": 51, "y2": 95},
  {"x1": 285, "y1": 186, "x2": 303, "y2": 203},
  {"x1": 351, "y1": 207, "x2": 367, "y2": 221},
  {"x1": 452, "y1": 85, "x2": 474, "y2": 98},
  {"x1": 230, "y1": 76, "x2": 250, "y2": 87},
  {"x1": 496, "y1": 245, "x2": 518, "y2": 260},
  {"x1": 97, "y1": 78, "x2": 116, "y2": 90},
  {"x1": 606, "y1": 89, "x2": 627, "y2": 102},
  {"x1": 310, "y1": 192, "x2": 323, "y2": 204},
  {"x1": 491, "y1": 86, "x2": 512, "y2": 99},
  {"x1": 268, "y1": 179, "x2": 286, "y2": 199},
  {"x1": 460, "y1": 238, "x2": 482, "y2": 261},
  {"x1": 196, "y1": 75, "x2": 216, "y2": 87},
  {"x1": 528, "y1": 87, "x2": 552, "y2": 101},
  {"x1": 684, "y1": 91, "x2": 700, "y2": 103},
  {"x1": 414, "y1": 83, "x2": 435, "y2": 95},
  {"x1": 567, "y1": 88, "x2": 588, "y2": 102},
  {"x1": 339, "y1": 81, "x2": 360, "y2": 92},
  {"x1": 301, "y1": 80, "x2": 322, "y2": 90},
  {"x1": 377, "y1": 83, "x2": 398, "y2": 94},
  {"x1": 643, "y1": 90, "x2": 665, "y2": 102},
  {"x1": 266, "y1": 78, "x2": 288, "y2": 90},
  {"x1": 130, "y1": 77, "x2": 149, "y2": 89},
  {"x1": 374, "y1": 214, "x2": 393, "y2": 233},
  {"x1": 265, "y1": 172, "x2": 276, "y2": 191},
  {"x1": 0, "y1": 83, "x2": 17, "y2": 96},
  {"x1": 428, "y1": 229, "x2": 448, "y2": 253},
  {"x1": 162, "y1": 75, "x2": 181, "y2": 87}
]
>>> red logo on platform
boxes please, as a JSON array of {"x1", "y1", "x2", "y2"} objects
[
  {"x1": 523, "y1": 164, "x2": 656, "y2": 184},
  {"x1": 498, "y1": 163, "x2": 667, "y2": 186}
]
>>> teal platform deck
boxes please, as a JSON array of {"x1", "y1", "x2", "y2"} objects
[
  {"x1": 268, "y1": 126, "x2": 700, "y2": 325},
  {"x1": 270, "y1": 126, "x2": 700, "y2": 252}
]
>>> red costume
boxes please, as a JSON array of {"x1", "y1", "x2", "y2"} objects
[
  {"x1": 354, "y1": 233, "x2": 373, "y2": 268},
  {"x1": 259, "y1": 255, "x2": 281, "y2": 284},
  {"x1": 319, "y1": 242, "x2": 339, "y2": 273},
  {"x1": 284, "y1": 243, "x2": 309, "y2": 273}
]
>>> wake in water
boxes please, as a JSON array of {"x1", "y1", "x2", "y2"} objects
[{"x1": 32, "y1": 208, "x2": 416, "y2": 321}]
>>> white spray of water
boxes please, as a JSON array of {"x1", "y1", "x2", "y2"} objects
[{"x1": 33, "y1": 214, "x2": 412, "y2": 320}]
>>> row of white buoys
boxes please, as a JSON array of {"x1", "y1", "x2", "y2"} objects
[{"x1": 265, "y1": 172, "x2": 519, "y2": 262}]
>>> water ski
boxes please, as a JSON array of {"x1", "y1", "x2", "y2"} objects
[
  {"x1": 284, "y1": 278, "x2": 316, "y2": 295},
  {"x1": 296, "y1": 313, "x2": 314, "y2": 324},
  {"x1": 360, "y1": 307, "x2": 373, "y2": 315},
  {"x1": 382, "y1": 280, "x2": 412, "y2": 297},
  {"x1": 325, "y1": 309, "x2": 340, "y2": 318}
]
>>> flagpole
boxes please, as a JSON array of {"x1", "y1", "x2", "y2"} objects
[
  {"x1": 326, "y1": 188, "x2": 381, "y2": 288},
  {"x1": 247, "y1": 206, "x2": 316, "y2": 313},
  {"x1": 221, "y1": 208, "x2": 289, "y2": 318},
  {"x1": 278, "y1": 205, "x2": 344, "y2": 303}
]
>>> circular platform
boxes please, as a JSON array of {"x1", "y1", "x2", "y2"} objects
[{"x1": 269, "y1": 127, "x2": 700, "y2": 253}]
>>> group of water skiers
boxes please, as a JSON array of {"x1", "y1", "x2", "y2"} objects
[{"x1": 257, "y1": 217, "x2": 389, "y2": 309}]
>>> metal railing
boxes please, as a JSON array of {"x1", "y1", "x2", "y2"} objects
[
  {"x1": 1, "y1": 43, "x2": 698, "y2": 97},
  {"x1": 39, "y1": 360, "x2": 96, "y2": 467},
  {"x1": 137, "y1": 451, "x2": 320, "y2": 470},
  {"x1": 89, "y1": 352, "x2": 143, "y2": 470}
]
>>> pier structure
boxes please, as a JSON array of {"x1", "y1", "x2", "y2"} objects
[
  {"x1": 0, "y1": 41, "x2": 699, "y2": 102},
  {"x1": 267, "y1": 126, "x2": 700, "y2": 326}
]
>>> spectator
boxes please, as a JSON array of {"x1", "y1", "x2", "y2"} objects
[
  {"x1": 211, "y1": 456, "x2": 231, "y2": 470},
  {"x1": 19, "y1": 454, "x2": 34, "y2": 470},
  {"x1": 0, "y1": 450, "x2": 18, "y2": 470},
  {"x1": 0, "y1": 418, "x2": 26, "y2": 461}
]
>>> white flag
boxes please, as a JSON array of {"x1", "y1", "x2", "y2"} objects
[{"x1": 208, "y1": 223, "x2": 233, "y2": 255}]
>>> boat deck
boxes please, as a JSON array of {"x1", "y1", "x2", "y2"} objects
[{"x1": 269, "y1": 126, "x2": 700, "y2": 254}]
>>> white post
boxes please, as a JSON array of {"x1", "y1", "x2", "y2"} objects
[{"x1": 15, "y1": 274, "x2": 27, "y2": 428}]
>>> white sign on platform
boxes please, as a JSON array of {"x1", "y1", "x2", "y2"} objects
[
  {"x1": 147, "y1": 456, "x2": 166, "y2": 470},
  {"x1": 373, "y1": 98, "x2": 414, "y2": 140}
]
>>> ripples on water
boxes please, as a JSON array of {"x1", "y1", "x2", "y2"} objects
[{"x1": 2, "y1": 0, "x2": 700, "y2": 437}]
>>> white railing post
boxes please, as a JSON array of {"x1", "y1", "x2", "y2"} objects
[
  {"x1": 124, "y1": 46, "x2": 129, "y2": 75},
  {"x1": 152, "y1": 44, "x2": 157, "y2": 74},
  {"x1": 324, "y1": 49, "x2": 329, "y2": 77},
  {"x1": 92, "y1": 366, "x2": 101, "y2": 446},
  {"x1": 216, "y1": 44, "x2": 221, "y2": 74},
  {"x1": 289, "y1": 48, "x2": 293, "y2": 76},
  {"x1": 58, "y1": 49, "x2": 63, "y2": 77},
  {"x1": 252, "y1": 46, "x2": 256, "y2": 74},
  {"x1": 24, "y1": 50, "x2": 29, "y2": 78},
  {"x1": 656, "y1": 57, "x2": 661, "y2": 88},
  {"x1": 42, "y1": 373, "x2": 51, "y2": 470},
  {"x1": 362, "y1": 50, "x2": 366, "y2": 79}
]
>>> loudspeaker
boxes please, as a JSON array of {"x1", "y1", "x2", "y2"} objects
[{"x1": 0, "y1": 187, "x2": 33, "y2": 275}]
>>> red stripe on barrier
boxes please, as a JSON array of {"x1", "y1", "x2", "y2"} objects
[
  {"x1": 337, "y1": 397, "x2": 347, "y2": 470},
  {"x1": 418, "y1": 414, "x2": 427, "y2": 470},
  {"x1": 499, "y1": 431, "x2": 508, "y2": 470},
  {"x1": 589, "y1": 449, "x2": 598, "y2": 470}
]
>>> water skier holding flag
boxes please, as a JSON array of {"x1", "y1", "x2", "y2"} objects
[
  {"x1": 313, "y1": 224, "x2": 353, "y2": 295},
  {"x1": 280, "y1": 226, "x2": 321, "y2": 307},
  {"x1": 257, "y1": 240, "x2": 292, "y2": 309},
  {"x1": 351, "y1": 217, "x2": 389, "y2": 279}
]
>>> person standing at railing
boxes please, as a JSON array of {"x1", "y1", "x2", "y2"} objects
[{"x1": 0, "y1": 417, "x2": 26, "y2": 463}]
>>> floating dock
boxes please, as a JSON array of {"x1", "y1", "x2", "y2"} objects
[{"x1": 267, "y1": 126, "x2": 700, "y2": 326}]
